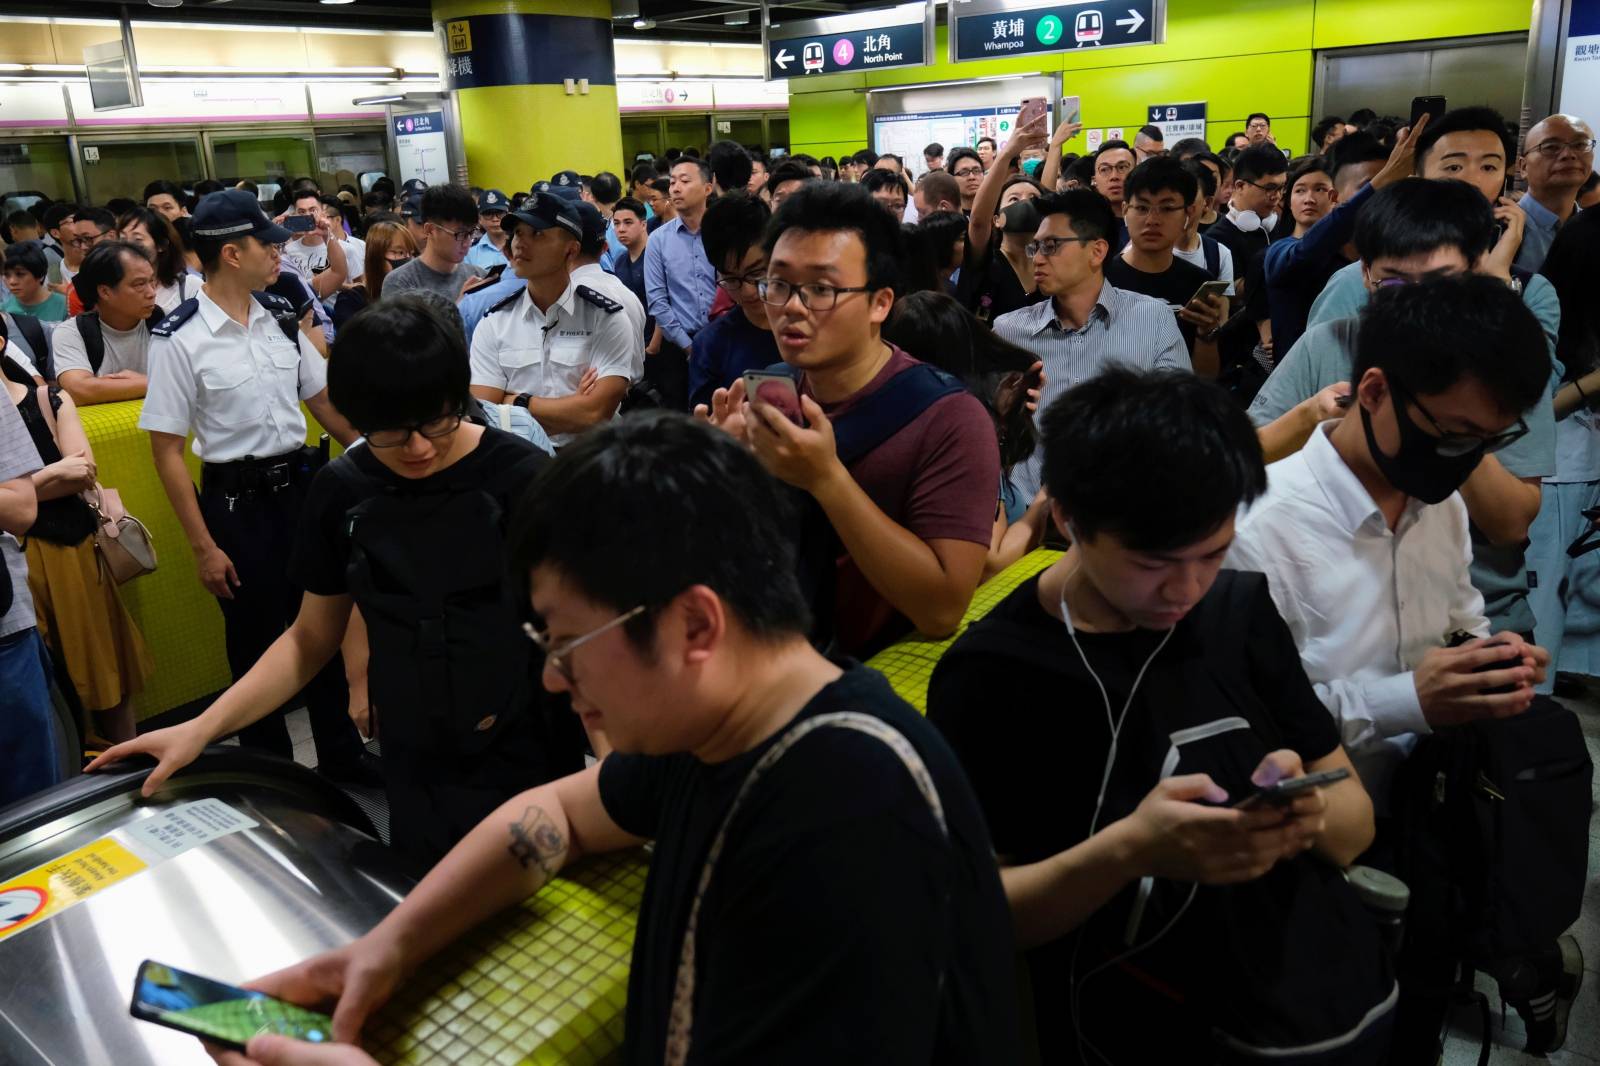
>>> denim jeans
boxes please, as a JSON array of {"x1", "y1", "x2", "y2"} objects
[{"x1": 0, "y1": 627, "x2": 64, "y2": 808}]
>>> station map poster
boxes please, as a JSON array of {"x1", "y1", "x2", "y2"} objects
[
  {"x1": 872, "y1": 104, "x2": 1054, "y2": 167},
  {"x1": 394, "y1": 112, "x2": 449, "y2": 188},
  {"x1": 1560, "y1": 0, "x2": 1600, "y2": 125}
]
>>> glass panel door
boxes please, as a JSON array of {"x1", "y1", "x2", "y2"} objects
[
  {"x1": 314, "y1": 128, "x2": 388, "y2": 197},
  {"x1": 721, "y1": 116, "x2": 766, "y2": 156},
  {"x1": 207, "y1": 131, "x2": 316, "y2": 210},
  {"x1": 0, "y1": 138, "x2": 76, "y2": 209},
  {"x1": 78, "y1": 135, "x2": 203, "y2": 205},
  {"x1": 663, "y1": 115, "x2": 711, "y2": 158},
  {"x1": 621, "y1": 117, "x2": 663, "y2": 169},
  {"x1": 768, "y1": 116, "x2": 789, "y2": 158}
]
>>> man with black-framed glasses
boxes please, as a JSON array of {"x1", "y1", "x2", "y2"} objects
[
  {"x1": 381, "y1": 183, "x2": 484, "y2": 307},
  {"x1": 993, "y1": 188, "x2": 1190, "y2": 499},
  {"x1": 1516, "y1": 113, "x2": 1596, "y2": 273},
  {"x1": 688, "y1": 193, "x2": 778, "y2": 410}
]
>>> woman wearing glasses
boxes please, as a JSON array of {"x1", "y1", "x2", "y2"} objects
[
  {"x1": 331, "y1": 220, "x2": 419, "y2": 331},
  {"x1": 89, "y1": 297, "x2": 586, "y2": 873}
]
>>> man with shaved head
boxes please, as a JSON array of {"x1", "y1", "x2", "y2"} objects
[{"x1": 1516, "y1": 113, "x2": 1595, "y2": 272}]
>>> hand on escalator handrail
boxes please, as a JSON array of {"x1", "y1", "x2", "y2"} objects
[{"x1": 83, "y1": 721, "x2": 211, "y2": 798}]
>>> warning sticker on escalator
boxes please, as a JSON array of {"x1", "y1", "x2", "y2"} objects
[
  {"x1": 0, "y1": 838, "x2": 148, "y2": 943},
  {"x1": 123, "y1": 798, "x2": 259, "y2": 863}
]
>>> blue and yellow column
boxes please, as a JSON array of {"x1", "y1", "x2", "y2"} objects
[{"x1": 431, "y1": 0, "x2": 623, "y2": 191}]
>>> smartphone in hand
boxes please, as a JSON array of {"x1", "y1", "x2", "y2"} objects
[
  {"x1": 1409, "y1": 95, "x2": 1446, "y2": 129},
  {"x1": 282, "y1": 214, "x2": 315, "y2": 234},
  {"x1": 1232, "y1": 767, "x2": 1352, "y2": 809},
  {"x1": 742, "y1": 371, "x2": 806, "y2": 427},
  {"x1": 130, "y1": 959, "x2": 334, "y2": 1052},
  {"x1": 1018, "y1": 96, "x2": 1049, "y2": 131}
]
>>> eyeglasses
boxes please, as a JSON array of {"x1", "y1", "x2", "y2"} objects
[
  {"x1": 718, "y1": 271, "x2": 764, "y2": 294},
  {"x1": 1392, "y1": 379, "x2": 1528, "y2": 458},
  {"x1": 1246, "y1": 180, "x2": 1287, "y2": 197},
  {"x1": 1095, "y1": 161, "x2": 1134, "y2": 176},
  {"x1": 363, "y1": 411, "x2": 463, "y2": 449},
  {"x1": 1527, "y1": 138, "x2": 1597, "y2": 159},
  {"x1": 952, "y1": 166, "x2": 983, "y2": 178},
  {"x1": 1025, "y1": 235, "x2": 1095, "y2": 258},
  {"x1": 432, "y1": 225, "x2": 474, "y2": 245},
  {"x1": 66, "y1": 231, "x2": 109, "y2": 247},
  {"x1": 758, "y1": 277, "x2": 872, "y2": 310},
  {"x1": 1124, "y1": 202, "x2": 1188, "y2": 219},
  {"x1": 523, "y1": 605, "x2": 646, "y2": 686}
]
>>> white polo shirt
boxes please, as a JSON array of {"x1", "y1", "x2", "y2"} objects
[
  {"x1": 139, "y1": 289, "x2": 327, "y2": 462},
  {"x1": 468, "y1": 279, "x2": 642, "y2": 448}
]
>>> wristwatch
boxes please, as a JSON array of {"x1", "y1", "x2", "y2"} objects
[{"x1": 1506, "y1": 275, "x2": 1523, "y2": 296}]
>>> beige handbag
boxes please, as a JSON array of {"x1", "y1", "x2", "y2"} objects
[{"x1": 34, "y1": 386, "x2": 157, "y2": 584}]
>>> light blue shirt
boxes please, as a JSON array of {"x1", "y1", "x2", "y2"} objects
[
  {"x1": 599, "y1": 220, "x2": 626, "y2": 272},
  {"x1": 464, "y1": 233, "x2": 508, "y2": 271},
  {"x1": 1514, "y1": 192, "x2": 1575, "y2": 275},
  {"x1": 459, "y1": 270, "x2": 524, "y2": 345},
  {"x1": 643, "y1": 216, "x2": 717, "y2": 350}
]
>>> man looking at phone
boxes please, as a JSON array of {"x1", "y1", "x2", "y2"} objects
[
  {"x1": 469, "y1": 193, "x2": 641, "y2": 448},
  {"x1": 688, "y1": 193, "x2": 779, "y2": 409},
  {"x1": 381, "y1": 184, "x2": 483, "y2": 307},
  {"x1": 1103, "y1": 158, "x2": 1227, "y2": 372},
  {"x1": 1515, "y1": 113, "x2": 1595, "y2": 273},
  {"x1": 696, "y1": 182, "x2": 1000, "y2": 654},
  {"x1": 279, "y1": 190, "x2": 349, "y2": 302},
  {"x1": 929, "y1": 368, "x2": 1391, "y2": 1064}
]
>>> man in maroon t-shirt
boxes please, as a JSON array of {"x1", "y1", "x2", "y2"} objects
[{"x1": 696, "y1": 182, "x2": 998, "y2": 653}]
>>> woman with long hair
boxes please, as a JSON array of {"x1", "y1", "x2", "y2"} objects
[
  {"x1": 115, "y1": 205, "x2": 196, "y2": 311},
  {"x1": 332, "y1": 220, "x2": 419, "y2": 330}
]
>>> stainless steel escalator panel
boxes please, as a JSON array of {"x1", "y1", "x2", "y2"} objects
[{"x1": 0, "y1": 758, "x2": 413, "y2": 1066}]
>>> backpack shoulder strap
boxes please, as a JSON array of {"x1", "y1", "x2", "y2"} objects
[
  {"x1": 829, "y1": 363, "x2": 967, "y2": 466},
  {"x1": 75, "y1": 312, "x2": 106, "y2": 375},
  {"x1": 10, "y1": 314, "x2": 49, "y2": 379},
  {"x1": 1202, "y1": 235, "x2": 1222, "y2": 279}
]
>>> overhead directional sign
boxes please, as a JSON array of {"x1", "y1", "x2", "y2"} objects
[
  {"x1": 950, "y1": 0, "x2": 1163, "y2": 63},
  {"x1": 763, "y1": 1, "x2": 934, "y2": 81}
]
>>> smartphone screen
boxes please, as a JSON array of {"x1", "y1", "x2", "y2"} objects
[
  {"x1": 130, "y1": 960, "x2": 334, "y2": 1052},
  {"x1": 742, "y1": 371, "x2": 805, "y2": 426},
  {"x1": 283, "y1": 214, "x2": 315, "y2": 234},
  {"x1": 1409, "y1": 95, "x2": 1446, "y2": 129}
]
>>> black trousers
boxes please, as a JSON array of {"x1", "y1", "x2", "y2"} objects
[
  {"x1": 198, "y1": 474, "x2": 364, "y2": 770},
  {"x1": 646, "y1": 340, "x2": 690, "y2": 412}
]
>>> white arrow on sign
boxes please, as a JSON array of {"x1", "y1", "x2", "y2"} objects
[
  {"x1": 775, "y1": 48, "x2": 795, "y2": 70},
  {"x1": 1116, "y1": 9, "x2": 1146, "y2": 33}
]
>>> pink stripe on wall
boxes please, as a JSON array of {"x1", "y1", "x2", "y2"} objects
[
  {"x1": 0, "y1": 120, "x2": 69, "y2": 128},
  {"x1": 73, "y1": 113, "x2": 312, "y2": 125}
]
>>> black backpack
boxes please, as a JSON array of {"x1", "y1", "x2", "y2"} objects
[
  {"x1": 0, "y1": 312, "x2": 50, "y2": 380},
  {"x1": 1394, "y1": 695, "x2": 1592, "y2": 965},
  {"x1": 74, "y1": 307, "x2": 168, "y2": 375}
]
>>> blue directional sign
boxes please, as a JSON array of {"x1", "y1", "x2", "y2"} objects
[
  {"x1": 950, "y1": 0, "x2": 1161, "y2": 63},
  {"x1": 764, "y1": 2, "x2": 932, "y2": 81}
]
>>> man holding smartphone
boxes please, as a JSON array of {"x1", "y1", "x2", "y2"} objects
[{"x1": 279, "y1": 190, "x2": 348, "y2": 302}]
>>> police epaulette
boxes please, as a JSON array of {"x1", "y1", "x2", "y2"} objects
[
  {"x1": 486, "y1": 290, "x2": 523, "y2": 316},
  {"x1": 253, "y1": 291, "x2": 295, "y2": 314},
  {"x1": 575, "y1": 285, "x2": 623, "y2": 314},
  {"x1": 150, "y1": 297, "x2": 201, "y2": 338}
]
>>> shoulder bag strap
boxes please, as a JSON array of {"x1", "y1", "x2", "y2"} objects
[
  {"x1": 33, "y1": 384, "x2": 58, "y2": 442},
  {"x1": 662, "y1": 711, "x2": 948, "y2": 1066}
]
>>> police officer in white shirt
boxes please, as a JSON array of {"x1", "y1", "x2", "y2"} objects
[
  {"x1": 570, "y1": 200, "x2": 646, "y2": 341},
  {"x1": 469, "y1": 193, "x2": 642, "y2": 448},
  {"x1": 139, "y1": 189, "x2": 371, "y2": 780},
  {"x1": 54, "y1": 240, "x2": 165, "y2": 406}
]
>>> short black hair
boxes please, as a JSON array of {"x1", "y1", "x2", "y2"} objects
[
  {"x1": 765, "y1": 181, "x2": 903, "y2": 293},
  {"x1": 1034, "y1": 188, "x2": 1118, "y2": 245},
  {"x1": 629, "y1": 164, "x2": 656, "y2": 188},
  {"x1": 1093, "y1": 140, "x2": 1134, "y2": 163},
  {"x1": 1247, "y1": 112, "x2": 1271, "y2": 127},
  {"x1": 142, "y1": 179, "x2": 187, "y2": 208},
  {"x1": 42, "y1": 203, "x2": 75, "y2": 232},
  {"x1": 860, "y1": 168, "x2": 909, "y2": 198},
  {"x1": 612, "y1": 196, "x2": 647, "y2": 222},
  {"x1": 509, "y1": 411, "x2": 811, "y2": 647},
  {"x1": 589, "y1": 171, "x2": 623, "y2": 205},
  {"x1": 766, "y1": 161, "x2": 813, "y2": 192},
  {"x1": 852, "y1": 148, "x2": 879, "y2": 167},
  {"x1": 73, "y1": 240, "x2": 152, "y2": 310},
  {"x1": 1180, "y1": 158, "x2": 1217, "y2": 200},
  {"x1": 328, "y1": 294, "x2": 472, "y2": 432},
  {"x1": 1231, "y1": 143, "x2": 1289, "y2": 182},
  {"x1": 2, "y1": 240, "x2": 47, "y2": 280},
  {"x1": 1169, "y1": 137, "x2": 1211, "y2": 160},
  {"x1": 1413, "y1": 106, "x2": 1516, "y2": 171},
  {"x1": 419, "y1": 184, "x2": 477, "y2": 227},
  {"x1": 4, "y1": 210, "x2": 37, "y2": 230},
  {"x1": 976, "y1": 137, "x2": 997, "y2": 151},
  {"x1": 707, "y1": 140, "x2": 753, "y2": 192},
  {"x1": 74, "y1": 207, "x2": 116, "y2": 233},
  {"x1": 105, "y1": 197, "x2": 138, "y2": 218},
  {"x1": 1040, "y1": 368, "x2": 1266, "y2": 552},
  {"x1": 1353, "y1": 177, "x2": 1496, "y2": 265},
  {"x1": 290, "y1": 187, "x2": 321, "y2": 208},
  {"x1": 1325, "y1": 131, "x2": 1387, "y2": 187},
  {"x1": 1352, "y1": 275, "x2": 1550, "y2": 418},
  {"x1": 924, "y1": 142, "x2": 944, "y2": 158},
  {"x1": 1311, "y1": 116, "x2": 1346, "y2": 149},
  {"x1": 1066, "y1": 155, "x2": 1097, "y2": 187},
  {"x1": 1136, "y1": 124, "x2": 1164, "y2": 142},
  {"x1": 192, "y1": 179, "x2": 225, "y2": 201},
  {"x1": 649, "y1": 177, "x2": 670, "y2": 197},
  {"x1": 1124, "y1": 157, "x2": 1198, "y2": 203},
  {"x1": 1539, "y1": 207, "x2": 1600, "y2": 378},
  {"x1": 946, "y1": 147, "x2": 982, "y2": 174},
  {"x1": 672, "y1": 156, "x2": 714, "y2": 185},
  {"x1": 1349, "y1": 108, "x2": 1378, "y2": 128},
  {"x1": 702, "y1": 192, "x2": 771, "y2": 273}
]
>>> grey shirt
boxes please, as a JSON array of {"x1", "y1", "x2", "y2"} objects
[
  {"x1": 993, "y1": 279, "x2": 1191, "y2": 497},
  {"x1": 0, "y1": 397, "x2": 42, "y2": 639},
  {"x1": 1247, "y1": 317, "x2": 1558, "y2": 635},
  {"x1": 381, "y1": 256, "x2": 483, "y2": 306}
]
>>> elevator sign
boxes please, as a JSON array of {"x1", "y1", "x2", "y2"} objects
[
  {"x1": 763, "y1": 2, "x2": 933, "y2": 81},
  {"x1": 951, "y1": 0, "x2": 1163, "y2": 63}
]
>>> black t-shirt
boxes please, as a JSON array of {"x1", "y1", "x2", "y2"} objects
[
  {"x1": 599, "y1": 665, "x2": 1023, "y2": 1065},
  {"x1": 927, "y1": 573, "x2": 1341, "y2": 1063},
  {"x1": 955, "y1": 232, "x2": 1045, "y2": 324},
  {"x1": 290, "y1": 427, "x2": 547, "y2": 597},
  {"x1": 1103, "y1": 253, "x2": 1212, "y2": 352}
]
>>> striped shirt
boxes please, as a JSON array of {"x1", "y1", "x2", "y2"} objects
[{"x1": 995, "y1": 278, "x2": 1190, "y2": 497}]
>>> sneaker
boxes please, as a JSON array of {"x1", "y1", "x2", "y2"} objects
[{"x1": 1506, "y1": 935, "x2": 1584, "y2": 1055}]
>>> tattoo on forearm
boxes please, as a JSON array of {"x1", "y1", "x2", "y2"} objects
[{"x1": 507, "y1": 805, "x2": 566, "y2": 875}]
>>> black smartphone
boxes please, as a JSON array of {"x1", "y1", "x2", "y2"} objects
[
  {"x1": 283, "y1": 214, "x2": 315, "y2": 234},
  {"x1": 1233, "y1": 767, "x2": 1352, "y2": 809},
  {"x1": 130, "y1": 959, "x2": 334, "y2": 1052},
  {"x1": 482, "y1": 262, "x2": 507, "y2": 282},
  {"x1": 1410, "y1": 95, "x2": 1446, "y2": 129}
]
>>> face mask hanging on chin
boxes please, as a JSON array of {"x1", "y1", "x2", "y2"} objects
[{"x1": 1359, "y1": 397, "x2": 1486, "y2": 505}]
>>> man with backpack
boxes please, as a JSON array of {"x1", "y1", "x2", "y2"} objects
[
  {"x1": 929, "y1": 367, "x2": 1395, "y2": 1064},
  {"x1": 53, "y1": 240, "x2": 163, "y2": 405},
  {"x1": 92, "y1": 297, "x2": 586, "y2": 872},
  {"x1": 1227, "y1": 277, "x2": 1588, "y2": 1058},
  {"x1": 696, "y1": 182, "x2": 999, "y2": 655}
]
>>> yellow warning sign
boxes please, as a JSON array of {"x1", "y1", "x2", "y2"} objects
[
  {"x1": 0, "y1": 837, "x2": 147, "y2": 944},
  {"x1": 445, "y1": 19, "x2": 472, "y2": 54}
]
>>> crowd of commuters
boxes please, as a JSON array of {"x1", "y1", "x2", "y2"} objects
[{"x1": 0, "y1": 98, "x2": 1594, "y2": 1066}]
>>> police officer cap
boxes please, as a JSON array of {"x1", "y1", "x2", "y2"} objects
[
  {"x1": 572, "y1": 201, "x2": 608, "y2": 251},
  {"x1": 400, "y1": 191, "x2": 424, "y2": 219},
  {"x1": 189, "y1": 188, "x2": 291, "y2": 244},
  {"x1": 501, "y1": 192, "x2": 582, "y2": 241},
  {"x1": 400, "y1": 178, "x2": 428, "y2": 194},
  {"x1": 546, "y1": 170, "x2": 583, "y2": 201},
  {"x1": 477, "y1": 188, "x2": 509, "y2": 214}
]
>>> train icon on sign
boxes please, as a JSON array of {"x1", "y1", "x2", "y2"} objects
[
  {"x1": 803, "y1": 42, "x2": 825, "y2": 72},
  {"x1": 1075, "y1": 10, "x2": 1103, "y2": 44}
]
